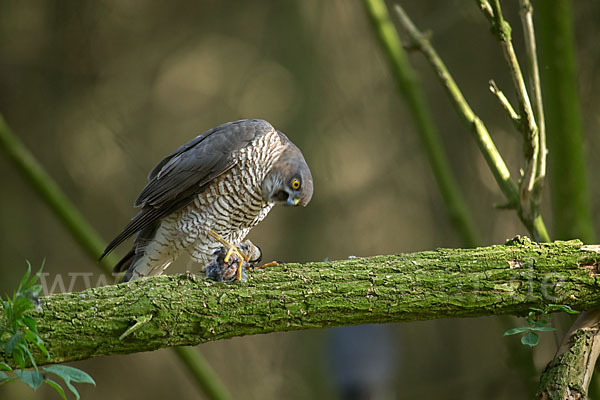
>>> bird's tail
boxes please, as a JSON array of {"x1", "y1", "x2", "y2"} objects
[
  {"x1": 114, "y1": 249, "x2": 135, "y2": 273},
  {"x1": 115, "y1": 221, "x2": 179, "y2": 283}
]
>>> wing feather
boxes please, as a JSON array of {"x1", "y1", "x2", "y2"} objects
[{"x1": 100, "y1": 119, "x2": 274, "y2": 260}]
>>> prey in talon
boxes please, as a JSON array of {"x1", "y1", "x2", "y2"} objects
[
  {"x1": 205, "y1": 238, "x2": 262, "y2": 282},
  {"x1": 205, "y1": 231, "x2": 262, "y2": 282},
  {"x1": 99, "y1": 119, "x2": 313, "y2": 283}
]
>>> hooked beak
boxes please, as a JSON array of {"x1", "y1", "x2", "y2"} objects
[{"x1": 286, "y1": 197, "x2": 300, "y2": 206}]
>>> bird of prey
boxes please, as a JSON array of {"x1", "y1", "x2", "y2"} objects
[{"x1": 100, "y1": 119, "x2": 313, "y2": 282}]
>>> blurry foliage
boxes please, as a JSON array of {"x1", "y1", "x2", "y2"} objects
[
  {"x1": 0, "y1": 1, "x2": 599, "y2": 399},
  {"x1": 0, "y1": 262, "x2": 96, "y2": 399},
  {"x1": 1, "y1": 262, "x2": 48, "y2": 371}
]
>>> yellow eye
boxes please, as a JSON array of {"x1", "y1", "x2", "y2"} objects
[{"x1": 291, "y1": 178, "x2": 301, "y2": 190}]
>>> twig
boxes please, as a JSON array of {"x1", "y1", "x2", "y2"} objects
[
  {"x1": 392, "y1": 4, "x2": 549, "y2": 243},
  {"x1": 486, "y1": 0, "x2": 540, "y2": 213},
  {"x1": 392, "y1": 5, "x2": 515, "y2": 199},
  {"x1": 489, "y1": 80, "x2": 521, "y2": 127},
  {"x1": 519, "y1": 0, "x2": 546, "y2": 191},
  {"x1": 120, "y1": 315, "x2": 153, "y2": 341},
  {"x1": 362, "y1": 0, "x2": 478, "y2": 247}
]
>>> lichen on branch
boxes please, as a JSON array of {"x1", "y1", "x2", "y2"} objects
[{"x1": 1, "y1": 238, "x2": 599, "y2": 368}]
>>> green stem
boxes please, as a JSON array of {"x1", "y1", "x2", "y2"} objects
[
  {"x1": 518, "y1": 0, "x2": 547, "y2": 187},
  {"x1": 173, "y1": 347, "x2": 231, "y2": 400},
  {"x1": 484, "y1": 0, "x2": 542, "y2": 240},
  {"x1": 392, "y1": 4, "x2": 550, "y2": 243},
  {"x1": 0, "y1": 115, "x2": 117, "y2": 272},
  {"x1": 536, "y1": 2, "x2": 598, "y2": 397},
  {"x1": 536, "y1": 0, "x2": 595, "y2": 243},
  {"x1": 363, "y1": 0, "x2": 478, "y2": 247},
  {"x1": 0, "y1": 114, "x2": 231, "y2": 400}
]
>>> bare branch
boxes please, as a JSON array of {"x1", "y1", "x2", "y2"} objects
[
  {"x1": 392, "y1": 3, "x2": 550, "y2": 241},
  {"x1": 489, "y1": 79, "x2": 521, "y2": 128},
  {"x1": 519, "y1": 0, "x2": 547, "y2": 193}
]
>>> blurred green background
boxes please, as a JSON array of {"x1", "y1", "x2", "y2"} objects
[{"x1": 1, "y1": 1, "x2": 599, "y2": 399}]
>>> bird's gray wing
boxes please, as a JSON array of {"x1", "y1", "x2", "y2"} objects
[{"x1": 100, "y1": 119, "x2": 274, "y2": 260}]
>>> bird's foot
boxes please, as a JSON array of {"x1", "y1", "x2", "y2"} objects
[
  {"x1": 205, "y1": 247, "x2": 248, "y2": 282},
  {"x1": 205, "y1": 230, "x2": 279, "y2": 281},
  {"x1": 248, "y1": 261, "x2": 282, "y2": 271},
  {"x1": 207, "y1": 230, "x2": 249, "y2": 281},
  {"x1": 206, "y1": 231, "x2": 264, "y2": 281}
]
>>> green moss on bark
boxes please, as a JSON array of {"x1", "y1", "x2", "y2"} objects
[{"x1": 2, "y1": 239, "x2": 600, "y2": 367}]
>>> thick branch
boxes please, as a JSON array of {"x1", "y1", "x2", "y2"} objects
[
  {"x1": 2, "y1": 238, "x2": 600, "y2": 367},
  {"x1": 538, "y1": 310, "x2": 600, "y2": 399}
]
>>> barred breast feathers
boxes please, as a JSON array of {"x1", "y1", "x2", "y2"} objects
[{"x1": 176, "y1": 129, "x2": 285, "y2": 261}]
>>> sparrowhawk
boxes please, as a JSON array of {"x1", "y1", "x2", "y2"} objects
[{"x1": 100, "y1": 119, "x2": 313, "y2": 282}]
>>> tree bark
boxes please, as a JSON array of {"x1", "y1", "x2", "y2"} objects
[
  {"x1": 538, "y1": 311, "x2": 600, "y2": 399},
  {"x1": 2, "y1": 238, "x2": 600, "y2": 368}
]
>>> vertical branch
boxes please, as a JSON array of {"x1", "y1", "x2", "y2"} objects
[
  {"x1": 390, "y1": 4, "x2": 517, "y2": 206},
  {"x1": 391, "y1": 4, "x2": 550, "y2": 242},
  {"x1": 518, "y1": 0, "x2": 546, "y2": 191},
  {"x1": 0, "y1": 114, "x2": 232, "y2": 400},
  {"x1": 536, "y1": 0, "x2": 595, "y2": 243},
  {"x1": 0, "y1": 115, "x2": 117, "y2": 270},
  {"x1": 536, "y1": 0, "x2": 598, "y2": 397},
  {"x1": 485, "y1": 0, "x2": 539, "y2": 217},
  {"x1": 362, "y1": 0, "x2": 479, "y2": 247}
]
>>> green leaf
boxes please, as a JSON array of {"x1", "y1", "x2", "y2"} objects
[
  {"x1": 12, "y1": 296, "x2": 33, "y2": 320},
  {"x1": 533, "y1": 319, "x2": 550, "y2": 328},
  {"x1": 22, "y1": 315, "x2": 38, "y2": 333},
  {"x1": 44, "y1": 365, "x2": 96, "y2": 385},
  {"x1": 531, "y1": 326, "x2": 556, "y2": 332},
  {"x1": 18, "y1": 262, "x2": 32, "y2": 294},
  {"x1": 5, "y1": 331, "x2": 23, "y2": 354},
  {"x1": 12, "y1": 348, "x2": 25, "y2": 370},
  {"x1": 548, "y1": 304, "x2": 579, "y2": 314},
  {"x1": 23, "y1": 328, "x2": 49, "y2": 359},
  {"x1": 44, "y1": 365, "x2": 96, "y2": 400},
  {"x1": 0, "y1": 376, "x2": 17, "y2": 386},
  {"x1": 521, "y1": 331, "x2": 539, "y2": 347},
  {"x1": 0, "y1": 362, "x2": 12, "y2": 371},
  {"x1": 44, "y1": 378, "x2": 67, "y2": 400},
  {"x1": 15, "y1": 369, "x2": 44, "y2": 390},
  {"x1": 18, "y1": 342, "x2": 37, "y2": 370},
  {"x1": 504, "y1": 326, "x2": 531, "y2": 336}
]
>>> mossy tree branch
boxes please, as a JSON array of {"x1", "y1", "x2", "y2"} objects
[
  {"x1": 538, "y1": 310, "x2": 600, "y2": 399},
  {"x1": 2, "y1": 239, "x2": 600, "y2": 368}
]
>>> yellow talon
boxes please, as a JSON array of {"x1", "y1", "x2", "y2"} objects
[
  {"x1": 253, "y1": 261, "x2": 279, "y2": 270},
  {"x1": 223, "y1": 246, "x2": 236, "y2": 263},
  {"x1": 208, "y1": 230, "x2": 249, "y2": 281}
]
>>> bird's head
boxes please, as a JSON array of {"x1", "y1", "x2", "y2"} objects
[{"x1": 262, "y1": 141, "x2": 313, "y2": 207}]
